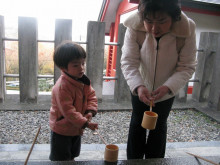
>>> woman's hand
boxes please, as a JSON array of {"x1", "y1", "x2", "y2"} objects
[
  {"x1": 137, "y1": 85, "x2": 154, "y2": 105},
  {"x1": 151, "y1": 85, "x2": 171, "y2": 101}
]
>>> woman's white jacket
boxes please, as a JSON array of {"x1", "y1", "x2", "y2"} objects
[{"x1": 121, "y1": 12, "x2": 197, "y2": 102}]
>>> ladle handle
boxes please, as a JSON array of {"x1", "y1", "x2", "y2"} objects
[
  {"x1": 96, "y1": 130, "x2": 107, "y2": 145},
  {"x1": 150, "y1": 101, "x2": 153, "y2": 112},
  {"x1": 186, "y1": 152, "x2": 219, "y2": 165},
  {"x1": 24, "y1": 126, "x2": 41, "y2": 165}
]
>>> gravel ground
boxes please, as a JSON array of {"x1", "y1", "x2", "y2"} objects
[{"x1": 0, "y1": 109, "x2": 219, "y2": 144}]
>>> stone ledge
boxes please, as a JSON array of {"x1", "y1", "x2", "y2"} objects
[{"x1": 1, "y1": 156, "x2": 220, "y2": 165}]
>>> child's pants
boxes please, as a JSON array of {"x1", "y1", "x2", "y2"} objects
[{"x1": 49, "y1": 131, "x2": 81, "y2": 161}]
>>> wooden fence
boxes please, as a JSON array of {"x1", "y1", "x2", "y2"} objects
[{"x1": 0, "y1": 16, "x2": 220, "y2": 111}]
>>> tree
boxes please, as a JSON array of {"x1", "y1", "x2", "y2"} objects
[{"x1": 38, "y1": 42, "x2": 54, "y2": 75}]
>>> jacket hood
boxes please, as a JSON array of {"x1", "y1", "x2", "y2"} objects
[{"x1": 123, "y1": 11, "x2": 193, "y2": 38}]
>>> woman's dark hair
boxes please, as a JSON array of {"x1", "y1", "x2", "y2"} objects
[
  {"x1": 53, "y1": 41, "x2": 86, "y2": 69},
  {"x1": 138, "y1": 0, "x2": 181, "y2": 22}
]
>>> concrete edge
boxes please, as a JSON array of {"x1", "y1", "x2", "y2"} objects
[{"x1": 1, "y1": 141, "x2": 220, "y2": 152}]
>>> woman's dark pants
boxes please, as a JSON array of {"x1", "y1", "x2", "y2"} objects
[{"x1": 127, "y1": 94, "x2": 175, "y2": 159}]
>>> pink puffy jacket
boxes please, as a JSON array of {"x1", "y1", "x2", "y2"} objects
[{"x1": 49, "y1": 72, "x2": 98, "y2": 136}]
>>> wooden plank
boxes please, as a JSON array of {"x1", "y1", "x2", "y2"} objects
[
  {"x1": 18, "y1": 17, "x2": 38, "y2": 103},
  {"x1": 218, "y1": 95, "x2": 220, "y2": 111},
  {"x1": 86, "y1": 21, "x2": 105, "y2": 100},
  {"x1": 0, "y1": 16, "x2": 5, "y2": 103},
  {"x1": 175, "y1": 83, "x2": 188, "y2": 103},
  {"x1": 114, "y1": 24, "x2": 131, "y2": 102},
  {"x1": 208, "y1": 33, "x2": 220, "y2": 110},
  {"x1": 54, "y1": 19, "x2": 72, "y2": 82},
  {"x1": 192, "y1": 32, "x2": 218, "y2": 102}
]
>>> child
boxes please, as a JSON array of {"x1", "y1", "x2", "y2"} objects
[{"x1": 49, "y1": 41, "x2": 98, "y2": 161}]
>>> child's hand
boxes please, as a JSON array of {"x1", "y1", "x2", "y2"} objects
[
  {"x1": 79, "y1": 129, "x2": 84, "y2": 136},
  {"x1": 87, "y1": 122, "x2": 98, "y2": 131},
  {"x1": 84, "y1": 112, "x2": 92, "y2": 122}
]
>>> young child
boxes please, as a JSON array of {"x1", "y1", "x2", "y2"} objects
[{"x1": 49, "y1": 41, "x2": 98, "y2": 161}]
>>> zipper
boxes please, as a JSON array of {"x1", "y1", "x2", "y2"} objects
[{"x1": 152, "y1": 39, "x2": 159, "y2": 91}]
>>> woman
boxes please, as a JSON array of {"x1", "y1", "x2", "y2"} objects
[{"x1": 121, "y1": 0, "x2": 197, "y2": 159}]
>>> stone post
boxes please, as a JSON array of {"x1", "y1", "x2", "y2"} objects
[
  {"x1": 86, "y1": 21, "x2": 105, "y2": 100},
  {"x1": 114, "y1": 24, "x2": 131, "y2": 102},
  {"x1": 0, "y1": 16, "x2": 5, "y2": 103},
  {"x1": 54, "y1": 19, "x2": 72, "y2": 82},
  {"x1": 18, "y1": 17, "x2": 38, "y2": 103},
  {"x1": 208, "y1": 33, "x2": 220, "y2": 111},
  {"x1": 192, "y1": 32, "x2": 217, "y2": 102}
]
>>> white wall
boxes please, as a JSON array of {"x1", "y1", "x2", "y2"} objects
[{"x1": 184, "y1": 11, "x2": 220, "y2": 48}]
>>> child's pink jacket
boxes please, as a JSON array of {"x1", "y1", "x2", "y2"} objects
[{"x1": 49, "y1": 72, "x2": 98, "y2": 136}]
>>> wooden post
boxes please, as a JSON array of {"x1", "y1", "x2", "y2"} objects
[
  {"x1": 0, "y1": 16, "x2": 5, "y2": 103},
  {"x1": 218, "y1": 93, "x2": 220, "y2": 111},
  {"x1": 208, "y1": 33, "x2": 220, "y2": 111},
  {"x1": 54, "y1": 19, "x2": 72, "y2": 82},
  {"x1": 86, "y1": 21, "x2": 105, "y2": 100},
  {"x1": 114, "y1": 24, "x2": 131, "y2": 102},
  {"x1": 175, "y1": 83, "x2": 188, "y2": 102},
  {"x1": 192, "y1": 32, "x2": 217, "y2": 102},
  {"x1": 18, "y1": 17, "x2": 38, "y2": 103}
]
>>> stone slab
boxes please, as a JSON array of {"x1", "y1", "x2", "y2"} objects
[
  {"x1": 0, "y1": 156, "x2": 220, "y2": 165},
  {"x1": 1, "y1": 142, "x2": 220, "y2": 162}
]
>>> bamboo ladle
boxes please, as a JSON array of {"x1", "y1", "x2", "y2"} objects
[
  {"x1": 93, "y1": 130, "x2": 107, "y2": 145},
  {"x1": 150, "y1": 100, "x2": 153, "y2": 112},
  {"x1": 24, "y1": 126, "x2": 41, "y2": 165},
  {"x1": 186, "y1": 152, "x2": 219, "y2": 165}
]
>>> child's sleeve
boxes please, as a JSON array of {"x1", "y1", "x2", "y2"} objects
[{"x1": 86, "y1": 85, "x2": 98, "y2": 116}]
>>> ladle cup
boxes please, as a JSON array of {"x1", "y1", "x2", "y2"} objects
[
  {"x1": 93, "y1": 130, "x2": 119, "y2": 162},
  {"x1": 141, "y1": 101, "x2": 158, "y2": 130}
]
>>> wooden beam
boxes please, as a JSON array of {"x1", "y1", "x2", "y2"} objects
[
  {"x1": 86, "y1": 21, "x2": 105, "y2": 100},
  {"x1": 18, "y1": 17, "x2": 38, "y2": 103},
  {"x1": 54, "y1": 19, "x2": 72, "y2": 83},
  {"x1": 0, "y1": 16, "x2": 5, "y2": 103}
]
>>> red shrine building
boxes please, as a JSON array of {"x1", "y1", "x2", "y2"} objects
[{"x1": 98, "y1": 0, "x2": 220, "y2": 94}]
